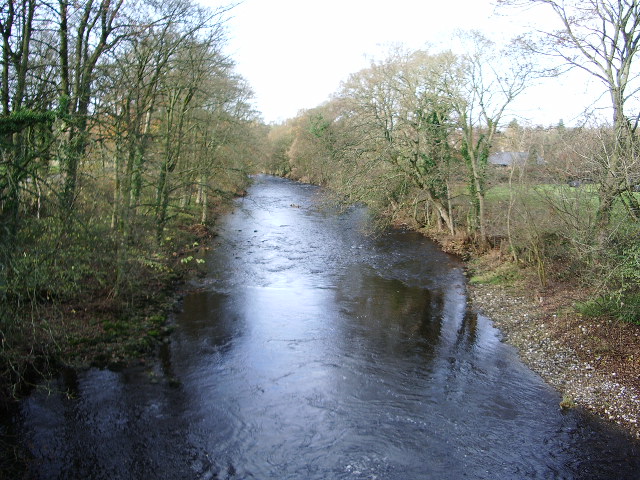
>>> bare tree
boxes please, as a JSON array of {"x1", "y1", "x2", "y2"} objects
[
  {"x1": 498, "y1": 0, "x2": 640, "y2": 233},
  {"x1": 447, "y1": 31, "x2": 534, "y2": 247},
  {"x1": 153, "y1": 27, "x2": 231, "y2": 242},
  {"x1": 56, "y1": 0, "x2": 127, "y2": 210}
]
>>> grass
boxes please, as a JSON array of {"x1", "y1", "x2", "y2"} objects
[
  {"x1": 485, "y1": 181, "x2": 640, "y2": 217},
  {"x1": 485, "y1": 182, "x2": 597, "y2": 208},
  {"x1": 576, "y1": 293, "x2": 640, "y2": 325},
  {"x1": 468, "y1": 254, "x2": 522, "y2": 286}
]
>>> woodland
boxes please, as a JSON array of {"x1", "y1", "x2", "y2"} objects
[
  {"x1": 1, "y1": 0, "x2": 640, "y2": 406},
  {"x1": 0, "y1": 0, "x2": 266, "y2": 400}
]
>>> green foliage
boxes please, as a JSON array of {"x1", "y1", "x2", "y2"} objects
[
  {"x1": 578, "y1": 225, "x2": 640, "y2": 324},
  {"x1": 0, "y1": 109, "x2": 57, "y2": 136},
  {"x1": 308, "y1": 113, "x2": 331, "y2": 139},
  {"x1": 611, "y1": 230, "x2": 640, "y2": 290},
  {"x1": 2, "y1": 218, "x2": 111, "y2": 303},
  {"x1": 102, "y1": 321, "x2": 131, "y2": 335},
  {"x1": 136, "y1": 254, "x2": 173, "y2": 272},
  {"x1": 469, "y1": 261, "x2": 521, "y2": 286},
  {"x1": 576, "y1": 293, "x2": 640, "y2": 325}
]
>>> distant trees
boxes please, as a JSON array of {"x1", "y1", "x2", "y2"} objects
[
  {"x1": 274, "y1": 41, "x2": 533, "y2": 241},
  {"x1": 259, "y1": 121, "x2": 292, "y2": 177},
  {"x1": 285, "y1": 106, "x2": 339, "y2": 185}
]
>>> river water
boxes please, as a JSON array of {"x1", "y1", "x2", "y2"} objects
[{"x1": 4, "y1": 175, "x2": 640, "y2": 479}]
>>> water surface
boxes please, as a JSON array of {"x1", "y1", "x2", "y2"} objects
[{"x1": 6, "y1": 175, "x2": 640, "y2": 479}]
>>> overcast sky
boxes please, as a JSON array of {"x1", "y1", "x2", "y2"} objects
[{"x1": 203, "y1": 0, "x2": 606, "y2": 126}]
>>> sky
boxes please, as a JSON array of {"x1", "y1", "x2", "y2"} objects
[{"x1": 202, "y1": 0, "x2": 608, "y2": 126}]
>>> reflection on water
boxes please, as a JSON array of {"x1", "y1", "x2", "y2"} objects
[{"x1": 5, "y1": 175, "x2": 640, "y2": 479}]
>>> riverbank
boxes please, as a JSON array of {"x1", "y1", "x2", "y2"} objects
[
  {"x1": 0, "y1": 223, "x2": 213, "y2": 409},
  {"x1": 292, "y1": 174, "x2": 640, "y2": 440},
  {"x1": 465, "y1": 251, "x2": 640, "y2": 439},
  {"x1": 3, "y1": 175, "x2": 638, "y2": 445}
]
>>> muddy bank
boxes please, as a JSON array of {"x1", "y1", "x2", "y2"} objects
[{"x1": 466, "y1": 253, "x2": 640, "y2": 439}]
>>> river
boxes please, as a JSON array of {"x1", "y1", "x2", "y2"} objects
[{"x1": 3, "y1": 175, "x2": 640, "y2": 479}]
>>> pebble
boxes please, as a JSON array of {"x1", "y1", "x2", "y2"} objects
[{"x1": 469, "y1": 282, "x2": 640, "y2": 439}]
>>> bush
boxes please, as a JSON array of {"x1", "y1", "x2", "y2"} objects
[
  {"x1": 576, "y1": 293, "x2": 640, "y2": 325},
  {"x1": 578, "y1": 224, "x2": 640, "y2": 325}
]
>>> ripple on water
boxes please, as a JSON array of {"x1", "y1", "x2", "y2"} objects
[{"x1": 8, "y1": 175, "x2": 640, "y2": 480}]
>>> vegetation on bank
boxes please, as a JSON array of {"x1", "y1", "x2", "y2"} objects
[
  {"x1": 257, "y1": 2, "x2": 640, "y2": 328},
  {"x1": 0, "y1": 0, "x2": 265, "y2": 405},
  {"x1": 2, "y1": 0, "x2": 639, "y2": 412}
]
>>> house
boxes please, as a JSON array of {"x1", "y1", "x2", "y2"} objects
[{"x1": 488, "y1": 151, "x2": 544, "y2": 167}]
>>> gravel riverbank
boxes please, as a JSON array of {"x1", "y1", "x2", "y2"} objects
[{"x1": 468, "y1": 279, "x2": 640, "y2": 439}]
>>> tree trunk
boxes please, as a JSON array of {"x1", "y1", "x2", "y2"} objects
[{"x1": 200, "y1": 182, "x2": 208, "y2": 224}]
